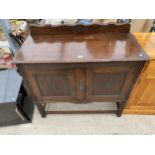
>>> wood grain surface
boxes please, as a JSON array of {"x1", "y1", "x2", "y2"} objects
[
  {"x1": 14, "y1": 25, "x2": 148, "y2": 117},
  {"x1": 14, "y1": 33, "x2": 148, "y2": 64},
  {"x1": 124, "y1": 33, "x2": 155, "y2": 114},
  {"x1": 133, "y1": 33, "x2": 155, "y2": 59}
]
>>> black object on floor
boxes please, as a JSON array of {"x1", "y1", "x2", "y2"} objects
[{"x1": 0, "y1": 69, "x2": 34, "y2": 127}]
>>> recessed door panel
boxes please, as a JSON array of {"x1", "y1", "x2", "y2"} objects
[
  {"x1": 35, "y1": 72, "x2": 72, "y2": 97},
  {"x1": 86, "y1": 65, "x2": 136, "y2": 101},
  {"x1": 92, "y1": 72, "x2": 126, "y2": 95},
  {"x1": 23, "y1": 65, "x2": 76, "y2": 101}
]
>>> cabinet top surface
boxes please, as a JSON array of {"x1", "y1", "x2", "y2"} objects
[
  {"x1": 14, "y1": 33, "x2": 148, "y2": 64},
  {"x1": 133, "y1": 33, "x2": 155, "y2": 60}
]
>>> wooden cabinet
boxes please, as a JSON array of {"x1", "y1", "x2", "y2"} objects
[
  {"x1": 19, "y1": 61, "x2": 146, "y2": 117},
  {"x1": 14, "y1": 25, "x2": 148, "y2": 117},
  {"x1": 21, "y1": 62, "x2": 143, "y2": 102},
  {"x1": 124, "y1": 33, "x2": 155, "y2": 114}
]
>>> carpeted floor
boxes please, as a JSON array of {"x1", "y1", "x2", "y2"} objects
[{"x1": 0, "y1": 106, "x2": 155, "y2": 135}]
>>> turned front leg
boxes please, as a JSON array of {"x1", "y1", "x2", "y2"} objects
[{"x1": 116, "y1": 101, "x2": 126, "y2": 117}]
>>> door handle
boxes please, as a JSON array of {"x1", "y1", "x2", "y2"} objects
[{"x1": 79, "y1": 86, "x2": 84, "y2": 90}]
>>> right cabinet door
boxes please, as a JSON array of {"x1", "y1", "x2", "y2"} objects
[{"x1": 86, "y1": 63, "x2": 138, "y2": 101}]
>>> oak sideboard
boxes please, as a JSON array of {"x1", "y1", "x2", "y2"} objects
[{"x1": 14, "y1": 24, "x2": 148, "y2": 117}]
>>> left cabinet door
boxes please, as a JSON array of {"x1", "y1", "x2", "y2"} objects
[{"x1": 21, "y1": 65, "x2": 76, "y2": 101}]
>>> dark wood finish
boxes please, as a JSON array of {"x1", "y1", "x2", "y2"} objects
[
  {"x1": 17, "y1": 61, "x2": 145, "y2": 117},
  {"x1": 14, "y1": 33, "x2": 148, "y2": 64},
  {"x1": 35, "y1": 101, "x2": 46, "y2": 118},
  {"x1": 30, "y1": 23, "x2": 130, "y2": 35},
  {"x1": 14, "y1": 24, "x2": 149, "y2": 117},
  {"x1": 116, "y1": 101, "x2": 126, "y2": 117},
  {"x1": 21, "y1": 65, "x2": 76, "y2": 101},
  {"x1": 75, "y1": 68, "x2": 86, "y2": 100},
  {"x1": 46, "y1": 110, "x2": 117, "y2": 114},
  {"x1": 86, "y1": 63, "x2": 140, "y2": 101}
]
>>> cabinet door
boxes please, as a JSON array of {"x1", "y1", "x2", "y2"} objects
[
  {"x1": 22, "y1": 65, "x2": 76, "y2": 101},
  {"x1": 86, "y1": 64, "x2": 136, "y2": 101},
  {"x1": 129, "y1": 63, "x2": 155, "y2": 107}
]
